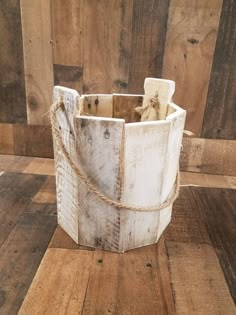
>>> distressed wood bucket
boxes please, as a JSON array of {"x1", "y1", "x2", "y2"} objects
[{"x1": 52, "y1": 78, "x2": 186, "y2": 252}]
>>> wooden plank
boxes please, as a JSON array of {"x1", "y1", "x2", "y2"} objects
[
  {"x1": 0, "y1": 172, "x2": 47, "y2": 247},
  {"x1": 166, "y1": 241, "x2": 236, "y2": 314},
  {"x1": 128, "y1": 0, "x2": 170, "y2": 93},
  {"x1": 53, "y1": 86, "x2": 80, "y2": 244},
  {"x1": 83, "y1": 0, "x2": 133, "y2": 93},
  {"x1": 0, "y1": 213, "x2": 56, "y2": 315},
  {"x1": 18, "y1": 248, "x2": 94, "y2": 315},
  {"x1": 49, "y1": 226, "x2": 94, "y2": 251},
  {"x1": 0, "y1": 0, "x2": 26, "y2": 123},
  {"x1": 53, "y1": 64, "x2": 83, "y2": 93},
  {"x1": 0, "y1": 124, "x2": 14, "y2": 154},
  {"x1": 74, "y1": 115, "x2": 125, "y2": 251},
  {"x1": 23, "y1": 157, "x2": 55, "y2": 175},
  {"x1": 20, "y1": 0, "x2": 54, "y2": 125},
  {"x1": 0, "y1": 155, "x2": 33, "y2": 173},
  {"x1": 162, "y1": 0, "x2": 223, "y2": 136},
  {"x1": 13, "y1": 124, "x2": 54, "y2": 158},
  {"x1": 52, "y1": 0, "x2": 83, "y2": 65},
  {"x1": 82, "y1": 238, "x2": 175, "y2": 314},
  {"x1": 180, "y1": 171, "x2": 236, "y2": 189},
  {"x1": 120, "y1": 120, "x2": 171, "y2": 251},
  {"x1": 81, "y1": 94, "x2": 113, "y2": 118},
  {"x1": 32, "y1": 176, "x2": 56, "y2": 204},
  {"x1": 164, "y1": 187, "x2": 210, "y2": 244},
  {"x1": 113, "y1": 94, "x2": 142, "y2": 122},
  {"x1": 191, "y1": 187, "x2": 236, "y2": 302},
  {"x1": 180, "y1": 137, "x2": 236, "y2": 176},
  {"x1": 201, "y1": 0, "x2": 236, "y2": 139}
]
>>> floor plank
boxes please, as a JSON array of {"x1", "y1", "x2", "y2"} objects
[
  {"x1": 167, "y1": 241, "x2": 235, "y2": 315},
  {"x1": 191, "y1": 187, "x2": 236, "y2": 303},
  {"x1": 18, "y1": 248, "x2": 94, "y2": 315},
  {"x1": 0, "y1": 213, "x2": 56, "y2": 315}
]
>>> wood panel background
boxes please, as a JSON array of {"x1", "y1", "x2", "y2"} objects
[{"x1": 0, "y1": 0, "x2": 235, "y2": 174}]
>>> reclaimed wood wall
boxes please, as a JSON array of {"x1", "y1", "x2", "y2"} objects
[{"x1": 0, "y1": 0, "x2": 235, "y2": 174}]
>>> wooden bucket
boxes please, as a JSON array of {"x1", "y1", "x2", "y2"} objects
[{"x1": 52, "y1": 78, "x2": 186, "y2": 252}]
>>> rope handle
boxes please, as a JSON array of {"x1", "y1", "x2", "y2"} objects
[{"x1": 50, "y1": 101, "x2": 180, "y2": 212}]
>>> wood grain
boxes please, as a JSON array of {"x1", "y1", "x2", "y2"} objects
[
  {"x1": 201, "y1": 0, "x2": 236, "y2": 140},
  {"x1": 162, "y1": 0, "x2": 223, "y2": 136},
  {"x1": 167, "y1": 241, "x2": 236, "y2": 314},
  {"x1": 32, "y1": 176, "x2": 56, "y2": 204},
  {"x1": 0, "y1": 0, "x2": 26, "y2": 123},
  {"x1": 191, "y1": 187, "x2": 236, "y2": 302},
  {"x1": 53, "y1": 64, "x2": 83, "y2": 93},
  {"x1": 83, "y1": 0, "x2": 133, "y2": 94},
  {"x1": 180, "y1": 137, "x2": 236, "y2": 176},
  {"x1": 0, "y1": 124, "x2": 14, "y2": 154},
  {"x1": 13, "y1": 124, "x2": 53, "y2": 158},
  {"x1": 128, "y1": 0, "x2": 170, "y2": 93},
  {"x1": 18, "y1": 248, "x2": 94, "y2": 315},
  {"x1": 113, "y1": 94, "x2": 142, "y2": 122},
  {"x1": 20, "y1": 0, "x2": 54, "y2": 125},
  {"x1": 74, "y1": 115, "x2": 125, "y2": 251}
]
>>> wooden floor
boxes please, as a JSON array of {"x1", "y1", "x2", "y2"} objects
[{"x1": 0, "y1": 155, "x2": 235, "y2": 314}]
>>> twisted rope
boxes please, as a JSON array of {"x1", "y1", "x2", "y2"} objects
[{"x1": 50, "y1": 101, "x2": 180, "y2": 212}]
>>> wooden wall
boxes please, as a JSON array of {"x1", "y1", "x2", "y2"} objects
[{"x1": 0, "y1": 0, "x2": 235, "y2": 174}]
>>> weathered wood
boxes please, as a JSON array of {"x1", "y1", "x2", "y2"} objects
[
  {"x1": 0, "y1": 172, "x2": 47, "y2": 247},
  {"x1": 53, "y1": 64, "x2": 83, "y2": 93},
  {"x1": 201, "y1": 0, "x2": 236, "y2": 139},
  {"x1": 0, "y1": 214, "x2": 56, "y2": 315},
  {"x1": 53, "y1": 86, "x2": 80, "y2": 243},
  {"x1": 0, "y1": 0, "x2": 26, "y2": 123},
  {"x1": 81, "y1": 94, "x2": 113, "y2": 118},
  {"x1": 20, "y1": 0, "x2": 54, "y2": 125},
  {"x1": 113, "y1": 94, "x2": 142, "y2": 122},
  {"x1": 128, "y1": 0, "x2": 170, "y2": 93},
  {"x1": 32, "y1": 176, "x2": 56, "y2": 204},
  {"x1": 191, "y1": 187, "x2": 236, "y2": 302},
  {"x1": 162, "y1": 0, "x2": 223, "y2": 136},
  {"x1": 0, "y1": 124, "x2": 14, "y2": 154},
  {"x1": 166, "y1": 241, "x2": 236, "y2": 314},
  {"x1": 82, "y1": 239, "x2": 175, "y2": 315},
  {"x1": 180, "y1": 137, "x2": 236, "y2": 176},
  {"x1": 52, "y1": 0, "x2": 83, "y2": 66},
  {"x1": 13, "y1": 124, "x2": 53, "y2": 158},
  {"x1": 18, "y1": 248, "x2": 94, "y2": 315},
  {"x1": 0, "y1": 155, "x2": 33, "y2": 173},
  {"x1": 83, "y1": 0, "x2": 132, "y2": 93},
  {"x1": 120, "y1": 120, "x2": 170, "y2": 251},
  {"x1": 164, "y1": 187, "x2": 211, "y2": 244},
  {"x1": 74, "y1": 115, "x2": 125, "y2": 251},
  {"x1": 23, "y1": 157, "x2": 55, "y2": 175}
]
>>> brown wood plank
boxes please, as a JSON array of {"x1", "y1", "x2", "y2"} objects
[
  {"x1": 0, "y1": 124, "x2": 14, "y2": 154},
  {"x1": 53, "y1": 64, "x2": 83, "y2": 93},
  {"x1": 191, "y1": 187, "x2": 236, "y2": 303},
  {"x1": 18, "y1": 248, "x2": 94, "y2": 315},
  {"x1": 32, "y1": 176, "x2": 56, "y2": 204},
  {"x1": 13, "y1": 124, "x2": 53, "y2": 158},
  {"x1": 52, "y1": 0, "x2": 83, "y2": 66},
  {"x1": 180, "y1": 137, "x2": 236, "y2": 176},
  {"x1": 0, "y1": 213, "x2": 56, "y2": 315},
  {"x1": 82, "y1": 238, "x2": 175, "y2": 315},
  {"x1": 164, "y1": 187, "x2": 210, "y2": 244},
  {"x1": 0, "y1": 155, "x2": 33, "y2": 173},
  {"x1": 83, "y1": 0, "x2": 133, "y2": 94},
  {"x1": 166, "y1": 241, "x2": 236, "y2": 314},
  {"x1": 113, "y1": 94, "x2": 142, "y2": 122},
  {"x1": 0, "y1": 0, "x2": 27, "y2": 123},
  {"x1": 20, "y1": 0, "x2": 54, "y2": 125},
  {"x1": 202, "y1": 0, "x2": 236, "y2": 140},
  {"x1": 0, "y1": 172, "x2": 47, "y2": 247},
  {"x1": 162, "y1": 0, "x2": 223, "y2": 136},
  {"x1": 128, "y1": 0, "x2": 170, "y2": 93},
  {"x1": 23, "y1": 157, "x2": 55, "y2": 176}
]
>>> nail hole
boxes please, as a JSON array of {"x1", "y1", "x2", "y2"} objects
[{"x1": 59, "y1": 126, "x2": 61, "y2": 130}]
